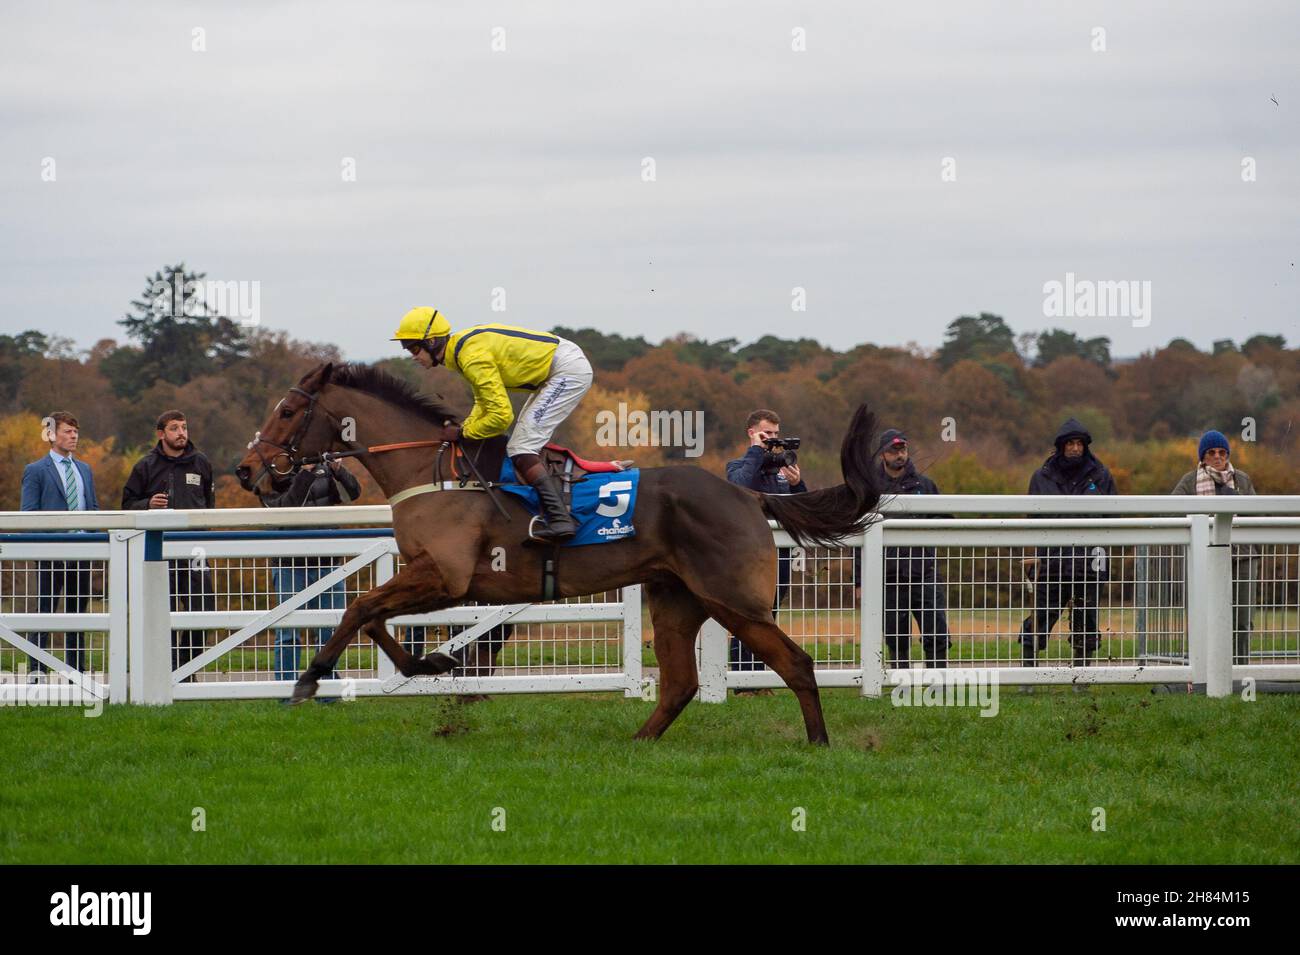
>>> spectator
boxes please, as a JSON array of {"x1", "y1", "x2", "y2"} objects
[
  {"x1": 1171, "y1": 430, "x2": 1259, "y2": 663},
  {"x1": 258, "y1": 459, "x2": 361, "y2": 684},
  {"x1": 874, "y1": 430, "x2": 951, "y2": 669},
  {"x1": 1019, "y1": 417, "x2": 1117, "y2": 666},
  {"x1": 20, "y1": 411, "x2": 98, "y2": 680},
  {"x1": 121, "y1": 411, "x2": 216, "y2": 679},
  {"x1": 726, "y1": 409, "x2": 807, "y2": 692}
]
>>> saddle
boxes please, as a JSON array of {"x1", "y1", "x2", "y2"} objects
[
  {"x1": 537, "y1": 443, "x2": 633, "y2": 517},
  {"x1": 540, "y1": 443, "x2": 633, "y2": 479}
]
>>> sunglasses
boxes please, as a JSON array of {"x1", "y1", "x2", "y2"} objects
[{"x1": 402, "y1": 341, "x2": 422, "y2": 356}]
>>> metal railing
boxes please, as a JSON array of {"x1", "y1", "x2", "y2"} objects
[{"x1": 1, "y1": 496, "x2": 1297, "y2": 706}]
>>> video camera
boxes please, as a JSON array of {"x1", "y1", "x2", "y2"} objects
[{"x1": 760, "y1": 436, "x2": 800, "y2": 472}]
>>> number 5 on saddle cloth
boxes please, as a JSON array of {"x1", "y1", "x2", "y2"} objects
[{"x1": 497, "y1": 456, "x2": 640, "y2": 546}]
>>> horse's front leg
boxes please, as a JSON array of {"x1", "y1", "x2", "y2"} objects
[{"x1": 291, "y1": 554, "x2": 461, "y2": 703}]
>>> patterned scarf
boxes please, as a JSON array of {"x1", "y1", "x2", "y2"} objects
[{"x1": 1194, "y1": 462, "x2": 1236, "y2": 495}]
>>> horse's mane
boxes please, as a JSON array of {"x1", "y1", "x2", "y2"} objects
[{"x1": 321, "y1": 363, "x2": 461, "y2": 427}]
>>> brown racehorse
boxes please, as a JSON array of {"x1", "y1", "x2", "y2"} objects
[{"x1": 237, "y1": 362, "x2": 878, "y2": 744}]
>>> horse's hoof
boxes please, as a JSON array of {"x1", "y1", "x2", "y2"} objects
[
  {"x1": 290, "y1": 682, "x2": 319, "y2": 704},
  {"x1": 421, "y1": 652, "x2": 458, "y2": 675}
]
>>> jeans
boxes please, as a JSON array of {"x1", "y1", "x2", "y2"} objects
[{"x1": 271, "y1": 563, "x2": 346, "y2": 681}]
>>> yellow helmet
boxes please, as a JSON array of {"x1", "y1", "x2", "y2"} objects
[{"x1": 391, "y1": 307, "x2": 451, "y2": 341}]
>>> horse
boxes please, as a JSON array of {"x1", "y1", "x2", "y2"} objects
[{"x1": 236, "y1": 362, "x2": 879, "y2": 744}]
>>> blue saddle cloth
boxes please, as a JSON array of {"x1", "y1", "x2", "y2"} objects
[{"x1": 497, "y1": 460, "x2": 639, "y2": 546}]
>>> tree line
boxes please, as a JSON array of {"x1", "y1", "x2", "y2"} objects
[{"x1": 1, "y1": 264, "x2": 1296, "y2": 511}]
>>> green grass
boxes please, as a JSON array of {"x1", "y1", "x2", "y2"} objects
[{"x1": 1, "y1": 688, "x2": 1297, "y2": 864}]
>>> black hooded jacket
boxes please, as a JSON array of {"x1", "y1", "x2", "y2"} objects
[
  {"x1": 1027, "y1": 418, "x2": 1117, "y2": 579},
  {"x1": 121, "y1": 441, "x2": 215, "y2": 510}
]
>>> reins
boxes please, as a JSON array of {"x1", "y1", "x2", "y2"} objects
[{"x1": 249, "y1": 380, "x2": 514, "y2": 519}]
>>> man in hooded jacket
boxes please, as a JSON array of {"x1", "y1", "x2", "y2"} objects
[
  {"x1": 1020, "y1": 417, "x2": 1117, "y2": 666},
  {"x1": 122, "y1": 410, "x2": 217, "y2": 678}
]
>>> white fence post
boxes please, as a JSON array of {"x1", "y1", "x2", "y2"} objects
[
  {"x1": 696, "y1": 618, "x2": 729, "y2": 703},
  {"x1": 1205, "y1": 514, "x2": 1235, "y2": 697},
  {"x1": 1187, "y1": 515, "x2": 1208, "y2": 689},
  {"x1": 131, "y1": 531, "x2": 174, "y2": 705},
  {"x1": 860, "y1": 521, "x2": 885, "y2": 698},
  {"x1": 622, "y1": 585, "x2": 643, "y2": 698},
  {"x1": 108, "y1": 531, "x2": 135, "y2": 704}
]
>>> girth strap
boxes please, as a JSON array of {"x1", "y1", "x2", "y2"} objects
[{"x1": 389, "y1": 481, "x2": 486, "y2": 507}]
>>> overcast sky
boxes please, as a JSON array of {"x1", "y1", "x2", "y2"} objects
[{"x1": 2, "y1": 1, "x2": 1296, "y2": 363}]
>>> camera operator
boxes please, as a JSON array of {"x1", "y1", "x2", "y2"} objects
[{"x1": 725, "y1": 409, "x2": 807, "y2": 692}]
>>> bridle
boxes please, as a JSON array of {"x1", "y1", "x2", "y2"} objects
[
  {"x1": 244, "y1": 381, "x2": 510, "y2": 518},
  {"x1": 245, "y1": 386, "x2": 327, "y2": 491}
]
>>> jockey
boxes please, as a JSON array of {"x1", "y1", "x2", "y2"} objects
[{"x1": 391, "y1": 307, "x2": 594, "y2": 542}]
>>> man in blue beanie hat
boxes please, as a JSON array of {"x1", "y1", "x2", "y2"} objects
[{"x1": 1171, "y1": 429, "x2": 1259, "y2": 662}]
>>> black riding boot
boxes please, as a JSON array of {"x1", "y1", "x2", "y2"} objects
[
  {"x1": 927, "y1": 642, "x2": 949, "y2": 669},
  {"x1": 529, "y1": 474, "x2": 577, "y2": 542}
]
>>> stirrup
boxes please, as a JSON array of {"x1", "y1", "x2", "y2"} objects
[{"x1": 526, "y1": 515, "x2": 575, "y2": 544}]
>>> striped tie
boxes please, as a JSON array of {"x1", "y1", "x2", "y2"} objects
[{"x1": 62, "y1": 458, "x2": 79, "y2": 511}]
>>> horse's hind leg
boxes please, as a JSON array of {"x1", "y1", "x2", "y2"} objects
[
  {"x1": 633, "y1": 579, "x2": 709, "y2": 741},
  {"x1": 705, "y1": 607, "x2": 828, "y2": 745},
  {"x1": 361, "y1": 621, "x2": 456, "y2": 678},
  {"x1": 293, "y1": 554, "x2": 460, "y2": 703}
]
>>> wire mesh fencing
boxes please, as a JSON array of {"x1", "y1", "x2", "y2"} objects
[{"x1": 0, "y1": 552, "x2": 111, "y2": 680}]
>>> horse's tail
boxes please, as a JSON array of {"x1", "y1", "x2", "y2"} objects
[{"x1": 759, "y1": 404, "x2": 880, "y2": 548}]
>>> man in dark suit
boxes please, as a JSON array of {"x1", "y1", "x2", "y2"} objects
[{"x1": 20, "y1": 411, "x2": 99, "y2": 678}]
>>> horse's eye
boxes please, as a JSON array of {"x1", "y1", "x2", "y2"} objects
[{"x1": 281, "y1": 408, "x2": 294, "y2": 419}]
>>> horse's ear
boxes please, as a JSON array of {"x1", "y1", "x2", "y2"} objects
[{"x1": 302, "y1": 362, "x2": 334, "y2": 391}]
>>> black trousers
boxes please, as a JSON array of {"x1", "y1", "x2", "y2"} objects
[
  {"x1": 730, "y1": 549, "x2": 792, "y2": 671},
  {"x1": 169, "y1": 565, "x2": 217, "y2": 675},
  {"x1": 885, "y1": 574, "x2": 951, "y2": 663},
  {"x1": 32, "y1": 560, "x2": 93, "y2": 674},
  {"x1": 1020, "y1": 578, "x2": 1102, "y2": 653}
]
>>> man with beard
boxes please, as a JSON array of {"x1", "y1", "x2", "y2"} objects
[
  {"x1": 1020, "y1": 418, "x2": 1117, "y2": 667},
  {"x1": 874, "y1": 430, "x2": 951, "y2": 668},
  {"x1": 122, "y1": 410, "x2": 216, "y2": 680}
]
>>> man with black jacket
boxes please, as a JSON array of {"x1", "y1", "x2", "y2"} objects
[
  {"x1": 875, "y1": 430, "x2": 951, "y2": 668},
  {"x1": 1019, "y1": 417, "x2": 1118, "y2": 666},
  {"x1": 122, "y1": 410, "x2": 216, "y2": 677},
  {"x1": 725, "y1": 409, "x2": 807, "y2": 684},
  {"x1": 259, "y1": 459, "x2": 361, "y2": 683}
]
